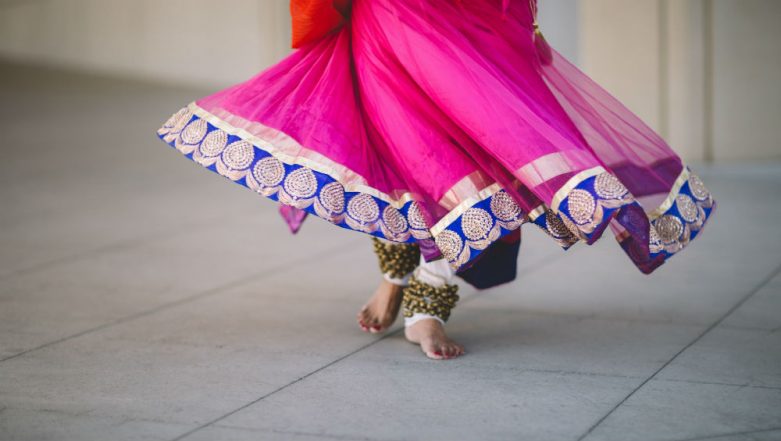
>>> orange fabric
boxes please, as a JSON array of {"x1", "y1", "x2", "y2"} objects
[{"x1": 290, "y1": 0, "x2": 350, "y2": 49}]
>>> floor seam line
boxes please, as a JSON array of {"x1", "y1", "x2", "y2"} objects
[
  {"x1": 168, "y1": 329, "x2": 404, "y2": 441},
  {"x1": 655, "y1": 377, "x2": 781, "y2": 391},
  {"x1": 575, "y1": 261, "x2": 781, "y2": 441},
  {"x1": 668, "y1": 425, "x2": 781, "y2": 441},
  {"x1": 212, "y1": 423, "x2": 400, "y2": 441},
  {"x1": 0, "y1": 241, "x2": 359, "y2": 364},
  {"x1": 168, "y1": 245, "x2": 574, "y2": 441}
]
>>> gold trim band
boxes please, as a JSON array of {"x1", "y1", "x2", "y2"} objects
[
  {"x1": 549, "y1": 166, "x2": 606, "y2": 210},
  {"x1": 647, "y1": 167, "x2": 690, "y2": 220},
  {"x1": 429, "y1": 183, "x2": 502, "y2": 236},
  {"x1": 191, "y1": 102, "x2": 418, "y2": 208},
  {"x1": 516, "y1": 150, "x2": 598, "y2": 188},
  {"x1": 528, "y1": 204, "x2": 547, "y2": 221}
]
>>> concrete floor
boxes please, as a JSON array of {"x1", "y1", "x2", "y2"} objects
[{"x1": 0, "y1": 62, "x2": 779, "y2": 441}]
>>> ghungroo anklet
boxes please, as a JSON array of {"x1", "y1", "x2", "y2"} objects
[
  {"x1": 372, "y1": 237, "x2": 420, "y2": 279},
  {"x1": 401, "y1": 275, "x2": 460, "y2": 323}
]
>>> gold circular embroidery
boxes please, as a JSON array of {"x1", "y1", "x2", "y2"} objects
[
  {"x1": 253, "y1": 156, "x2": 285, "y2": 187},
  {"x1": 171, "y1": 108, "x2": 192, "y2": 133},
  {"x1": 561, "y1": 214, "x2": 583, "y2": 239},
  {"x1": 181, "y1": 119, "x2": 207, "y2": 145},
  {"x1": 318, "y1": 182, "x2": 345, "y2": 213},
  {"x1": 283, "y1": 168, "x2": 318, "y2": 199},
  {"x1": 676, "y1": 194, "x2": 698, "y2": 223},
  {"x1": 490, "y1": 191, "x2": 521, "y2": 221},
  {"x1": 221, "y1": 140, "x2": 254, "y2": 170},
  {"x1": 594, "y1": 173, "x2": 629, "y2": 200},
  {"x1": 383, "y1": 205, "x2": 408, "y2": 234},
  {"x1": 545, "y1": 211, "x2": 571, "y2": 239},
  {"x1": 407, "y1": 201, "x2": 428, "y2": 230},
  {"x1": 567, "y1": 189, "x2": 596, "y2": 225},
  {"x1": 461, "y1": 208, "x2": 493, "y2": 240},
  {"x1": 655, "y1": 215, "x2": 684, "y2": 243},
  {"x1": 200, "y1": 129, "x2": 228, "y2": 156},
  {"x1": 649, "y1": 224, "x2": 663, "y2": 253},
  {"x1": 163, "y1": 108, "x2": 187, "y2": 129},
  {"x1": 435, "y1": 230, "x2": 463, "y2": 262},
  {"x1": 347, "y1": 194, "x2": 380, "y2": 223},
  {"x1": 688, "y1": 174, "x2": 710, "y2": 201}
]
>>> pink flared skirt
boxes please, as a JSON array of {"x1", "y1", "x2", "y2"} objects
[{"x1": 157, "y1": 0, "x2": 715, "y2": 278}]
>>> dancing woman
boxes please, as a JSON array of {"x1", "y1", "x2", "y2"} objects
[{"x1": 157, "y1": 0, "x2": 715, "y2": 360}]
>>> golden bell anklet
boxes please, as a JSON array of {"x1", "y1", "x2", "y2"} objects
[
  {"x1": 401, "y1": 275, "x2": 460, "y2": 323},
  {"x1": 371, "y1": 237, "x2": 420, "y2": 279}
]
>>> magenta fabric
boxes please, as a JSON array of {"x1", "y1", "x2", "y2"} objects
[
  {"x1": 179, "y1": 0, "x2": 714, "y2": 274},
  {"x1": 199, "y1": 0, "x2": 679, "y2": 208}
]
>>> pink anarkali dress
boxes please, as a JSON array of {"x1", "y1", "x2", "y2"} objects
[{"x1": 157, "y1": 0, "x2": 715, "y2": 288}]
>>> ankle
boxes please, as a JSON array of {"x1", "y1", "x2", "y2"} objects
[
  {"x1": 404, "y1": 312, "x2": 445, "y2": 328},
  {"x1": 372, "y1": 237, "x2": 420, "y2": 283},
  {"x1": 401, "y1": 275, "x2": 460, "y2": 325},
  {"x1": 383, "y1": 272, "x2": 411, "y2": 287}
]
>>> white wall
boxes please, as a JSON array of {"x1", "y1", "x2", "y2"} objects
[
  {"x1": 666, "y1": 0, "x2": 708, "y2": 162},
  {"x1": 574, "y1": 0, "x2": 781, "y2": 162},
  {"x1": 578, "y1": 0, "x2": 664, "y2": 134},
  {"x1": 537, "y1": 0, "x2": 579, "y2": 64},
  {"x1": 0, "y1": 0, "x2": 292, "y2": 88},
  {"x1": 711, "y1": 0, "x2": 781, "y2": 161}
]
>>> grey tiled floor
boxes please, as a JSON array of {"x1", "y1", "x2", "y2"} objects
[{"x1": 1, "y1": 63, "x2": 780, "y2": 441}]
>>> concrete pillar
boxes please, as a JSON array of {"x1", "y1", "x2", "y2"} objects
[
  {"x1": 666, "y1": 0, "x2": 708, "y2": 161},
  {"x1": 537, "y1": 0, "x2": 580, "y2": 64},
  {"x1": 710, "y1": 0, "x2": 781, "y2": 161},
  {"x1": 577, "y1": 0, "x2": 664, "y2": 133}
]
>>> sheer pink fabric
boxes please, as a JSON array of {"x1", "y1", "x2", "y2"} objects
[
  {"x1": 188, "y1": 0, "x2": 710, "y2": 274},
  {"x1": 200, "y1": 0, "x2": 679, "y2": 209}
]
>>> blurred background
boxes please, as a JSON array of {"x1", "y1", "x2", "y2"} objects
[
  {"x1": 1, "y1": 2, "x2": 780, "y2": 441},
  {"x1": 1, "y1": 0, "x2": 779, "y2": 162}
]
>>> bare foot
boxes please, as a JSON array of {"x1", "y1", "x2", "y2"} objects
[
  {"x1": 356, "y1": 279, "x2": 404, "y2": 333},
  {"x1": 404, "y1": 318, "x2": 465, "y2": 360}
]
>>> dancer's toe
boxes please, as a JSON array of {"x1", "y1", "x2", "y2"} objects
[
  {"x1": 356, "y1": 279, "x2": 404, "y2": 333},
  {"x1": 406, "y1": 319, "x2": 465, "y2": 360}
]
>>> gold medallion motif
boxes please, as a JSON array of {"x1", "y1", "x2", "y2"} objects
[
  {"x1": 649, "y1": 224, "x2": 663, "y2": 254},
  {"x1": 489, "y1": 191, "x2": 521, "y2": 221},
  {"x1": 157, "y1": 104, "x2": 718, "y2": 274},
  {"x1": 283, "y1": 167, "x2": 318, "y2": 199},
  {"x1": 655, "y1": 215, "x2": 684, "y2": 243},
  {"x1": 163, "y1": 108, "x2": 187, "y2": 129},
  {"x1": 347, "y1": 193, "x2": 380, "y2": 223},
  {"x1": 253, "y1": 156, "x2": 285, "y2": 187},
  {"x1": 545, "y1": 211, "x2": 572, "y2": 239},
  {"x1": 594, "y1": 173, "x2": 629, "y2": 199},
  {"x1": 675, "y1": 194, "x2": 698, "y2": 223},
  {"x1": 461, "y1": 208, "x2": 493, "y2": 240},
  {"x1": 407, "y1": 201, "x2": 428, "y2": 230},
  {"x1": 171, "y1": 108, "x2": 192, "y2": 133},
  {"x1": 567, "y1": 189, "x2": 596, "y2": 225},
  {"x1": 435, "y1": 230, "x2": 463, "y2": 262},
  {"x1": 181, "y1": 119, "x2": 208, "y2": 145},
  {"x1": 688, "y1": 174, "x2": 710, "y2": 201},
  {"x1": 222, "y1": 140, "x2": 254, "y2": 170},
  {"x1": 382, "y1": 205, "x2": 408, "y2": 234},
  {"x1": 200, "y1": 129, "x2": 228, "y2": 157},
  {"x1": 318, "y1": 182, "x2": 345, "y2": 214},
  {"x1": 162, "y1": 114, "x2": 176, "y2": 129},
  {"x1": 560, "y1": 213, "x2": 584, "y2": 239}
]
